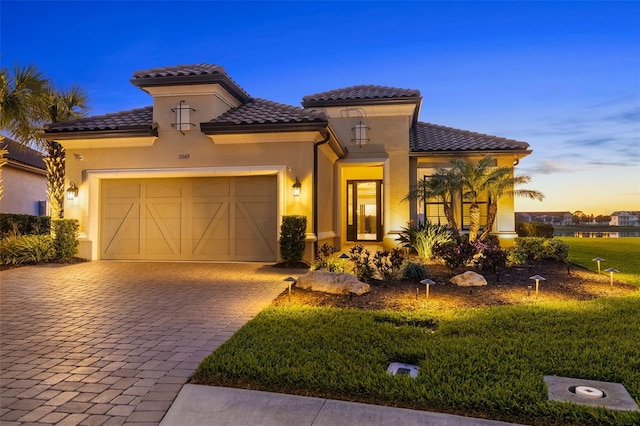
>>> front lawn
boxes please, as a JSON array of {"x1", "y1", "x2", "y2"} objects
[{"x1": 191, "y1": 238, "x2": 640, "y2": 425}]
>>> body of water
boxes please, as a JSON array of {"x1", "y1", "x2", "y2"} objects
[{"x1": 554, "y1": 231, "x2": 640, "y2": 238}]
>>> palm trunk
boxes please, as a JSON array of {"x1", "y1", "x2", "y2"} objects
[
  {"x1": 480, "y1": 202, "x2": 498, "y2": 241},
  {"x1": 443, "y1": 201, "x2": 459, "y2": 236},
  {"x1": 469, "y1": 203, "x2": 480, "y2": 242},
  {"x1": 44, "y1": 141, "x2": 65, "y2": 220}
]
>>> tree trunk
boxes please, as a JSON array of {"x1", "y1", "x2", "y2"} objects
[
  {"x1": 44, "y1": 141, "x2": 65, "y2": 220},
  {"x1": 480, "y1": 202, "x2": 498, "y2": 241},
  {"x1": 469, "y1": 203, "x2": 480, "y2": 242},
  {"x1": 443, "y1": 201, "x2": 459, "y2": 236}
]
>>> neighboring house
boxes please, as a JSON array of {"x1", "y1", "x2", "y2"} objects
[
  {"x1": 42, "y1": 64, "x2": 532, "y2": 262},
  {"x1": 609, "y1": 211, "x2": 640, "y2": 227},
  {"x1": 516, "y1": 212, "x2": 573, "y2": 226},
  {"x1": 0, "y1": 136, "x2": 48, "y2": 216}
]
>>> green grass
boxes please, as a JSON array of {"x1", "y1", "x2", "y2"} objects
[
  {"x1": 559, "y1": 237, "x2": 640, "y2": 287},
  {"x1": 192, "y1": 238, "x2": 640, "y2": 425}
]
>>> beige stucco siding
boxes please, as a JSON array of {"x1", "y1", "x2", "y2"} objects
[{"x1": 0, "y1": 165, "x2": 47, "y2": 215}]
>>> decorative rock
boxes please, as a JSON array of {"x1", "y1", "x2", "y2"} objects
[
  {"x1": 296, "y1": 271, "x2": 371, "y2": 295},
  {"x1": 450, "y1": 271, "x2": 487, "y2": 287}
]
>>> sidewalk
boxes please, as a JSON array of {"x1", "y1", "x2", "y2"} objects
[{"x1": 161, "y1": 385, "x2": 526, "y2": 426}]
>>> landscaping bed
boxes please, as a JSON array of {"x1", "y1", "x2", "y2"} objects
[{"x1": 273, "y1": 261, "x2": 637, "y2": 311}]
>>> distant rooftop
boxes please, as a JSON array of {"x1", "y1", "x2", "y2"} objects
[{"x1": 1, "y1": 136, "x2": 45, "y2": 170}]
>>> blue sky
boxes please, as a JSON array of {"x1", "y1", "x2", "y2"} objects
[{"x1": 2, "y1": 1, "x2": 639, "y2": 215}]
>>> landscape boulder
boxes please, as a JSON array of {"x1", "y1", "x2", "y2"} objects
[
  {"x1": 450, "y1": 271, "x2": 487, "y2": 287},
  {"x1": 296, "y1": 271, "x2": 371, "y2": 295}
]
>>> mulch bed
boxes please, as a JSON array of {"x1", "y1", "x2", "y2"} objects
[{"x1": 273, "y1": 262, "x2": 637, "y2": 311}]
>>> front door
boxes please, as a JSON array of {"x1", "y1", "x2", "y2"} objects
[{"x1": 346, "y1": 180, "x2": 382, "y2": 242}]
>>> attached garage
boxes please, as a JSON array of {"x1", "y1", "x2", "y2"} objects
[{"x1": 100, "y1": 175, "x2": 277, "y2": 261}]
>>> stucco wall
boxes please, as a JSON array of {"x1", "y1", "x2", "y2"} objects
[{"x1": 0, "y1": 165, "x2": 47, "y2": 215}]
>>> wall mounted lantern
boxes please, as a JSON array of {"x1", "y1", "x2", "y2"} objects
[
  {"x1": 292, "y1": 177, "x2": 301, "y2": 197},
  {"x1": 66, "y1": 182, "x2": 79, "y2": 200},
  {"x1": 351, "y1": 121, "x2": 370, "y2": 147},
  {"x1": 171, "y1": 100, "x2": 196, "y2": 135}
]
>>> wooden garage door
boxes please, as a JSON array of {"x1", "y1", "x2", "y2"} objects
[{"x1": 100, "y1": 176, "x2": 277, "y2": 261}]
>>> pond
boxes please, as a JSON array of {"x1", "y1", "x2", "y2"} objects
[{"x1": 553, "y1": 231, "x2": 640, "y2": 238}]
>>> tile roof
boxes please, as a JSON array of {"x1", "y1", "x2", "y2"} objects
[
  {"x1": 302, "y1": 85, "x2": 421, "y2": 107},
  {"x1": 410, "y1": 122, "x2": 530, "y2": 152},
  {"x1": 203, "y1": 98, "x2": 327, "y2": 130},
  {"x1": 1, "y1": 136, "x2": 45, "y2": 170},
  {"x1": 130, "y1": 64, "x2": 251, "y2": 102},
  {"x1": 43, "y1": 107, "x2": 154, "y2": 133}
]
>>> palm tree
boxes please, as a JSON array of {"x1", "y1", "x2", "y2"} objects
[
  {"x1": 0, "y1": 64, "x2": 50, "y2": 143},
  {"x1": 479, "y1": 168, "x2": 544, "y2": 241},
  {"x1": 39, "y1": 84, "x2": 89, "y2": 219},
  {"x1": 404, "y1": 167, "x2": 460, "y2": 235},
  {"x1": 451, "y1": 156, "x2": 496, "y2": 242}
]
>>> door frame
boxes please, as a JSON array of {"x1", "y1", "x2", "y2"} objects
[{"x1": 346, "y1": 179, "x2": 383, "y2": 242}]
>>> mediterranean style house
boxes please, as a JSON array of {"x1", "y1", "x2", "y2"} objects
[
  {"x1": 42, "y1": 64, "x2": 532, "y2": 262},
  {"x1": 0, "y1": 136, "x2": 48, "y2": 216}
]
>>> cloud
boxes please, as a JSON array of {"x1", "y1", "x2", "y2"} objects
[
  {"x1": 527, "y1": 160, "x2": 576, "y2": 175},
  {"x1": 603, "y1": 107, "x2": 640, "y2": 125},
  {"x1": 565, "y1": 136, "x2": 617, "y2": 147}
]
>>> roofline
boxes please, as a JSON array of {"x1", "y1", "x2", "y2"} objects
[
  {"x1": 302, "y1": 96, "x2": 422, "y2": 109},
  {"x1": 41, "y1": 126, "x2": 158, "y2": 140},
  {"x1": 200, "y1": 121, "x2": 329, "y2": 135},
  {"x1": 6, "y1": 159, "x2": 47, "y2": 175},
  {"x1": 131, "y1": 74, "x2": 252, "y2": 103},
  {"x1": 410, "y1": 149, "x2": 533, "y2": 157}
]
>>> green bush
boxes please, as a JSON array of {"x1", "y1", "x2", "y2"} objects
[
  {"x1": 0, "y1": 213, "x2": 50, "y2": 237},
  {"x1": 280, "y1": 215, "x2": 307, "y2": 264},
  {"x1": 349, "y1": 245, "x2": 374, "y2": 282},
  {"x1": 509, "y1": 237, "x2": 569, "y2": 263},
  {"x1": 516, "y1": 222, "x2": 554, "y2": 238},
  {"x1": 400, "y1": 259, "x2": 429, "y2": 281},
  {"x1": 312, "y1": 243, "x2": 346, "y2": 272},
  {"x1": 398, "y1": 221, "x2": 454, "y2": 259},
  {"x1": 372, "y1": 249, "x2": 404, "y2": 281},
  {"x1": 0, "y1": 234, "x2": 55, "y2": 265},
  {"x1": 52, "y1": 219, "x2": 79, "y2": 259}
]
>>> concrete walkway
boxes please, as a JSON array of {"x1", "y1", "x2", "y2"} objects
[
  {"x1": 161, "y1": 385, "x2": 524, "y2": 426},
  {"x1": 0, "y1": 261, "x2": 293, "y2": 425}
]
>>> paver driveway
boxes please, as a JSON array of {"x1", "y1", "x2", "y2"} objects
[{"x1": 0, "y1": 261, "x2": 293, "y2": 425}]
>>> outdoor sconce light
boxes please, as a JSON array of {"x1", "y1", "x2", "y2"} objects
[
  {"x1": 171, "y1": 100, "x2": 196, "y2": 135},
  {"x1": 66, "y1": 182, "x2": 79, "y2": 200},
  {"x1": 292, "y1": 177, "x2": 301, "y2": 197},
  {"x1": 351, "y1": 121, "x2": 370, "y2": 147}
]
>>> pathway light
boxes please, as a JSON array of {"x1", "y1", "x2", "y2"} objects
[
  {"x1": 604, "y1": 268, "x2": 619, "y2": 288},
  {"x1": 284, "y1": 277, "x2": 297, "y2": 301},
  {"x1": 420, "y1": 279, "x2": 435, "y2": 300},
  {"x1": 529, "y1": 275, "x2": 546, "y2": 296},
  {"x1": 592, "y1": 257, "x2": 605, "y2": 274}
]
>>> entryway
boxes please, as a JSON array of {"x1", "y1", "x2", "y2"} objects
[{"x1": 346, "y1": 180, "x2": 382, "y2": 242}]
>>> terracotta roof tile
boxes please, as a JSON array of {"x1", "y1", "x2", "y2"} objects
[
  {"x1": 207, "y1": 98, "x2": 327, "y2": 126},
  {"x1": 44, "y1": 107, "x2": 154, "y2": 133},
  {"x1": 1, "y1": 136, "x2": 45, "y2": 170},
  {"x1": 302, "y1": 85, "x2": 421, "y2": 106},
  {"x1": 131, "y1": 64, "x2": 251, "y2": 101},
  {"x1": 410, "y1": 122, "x2": 529, "y2": 152}
]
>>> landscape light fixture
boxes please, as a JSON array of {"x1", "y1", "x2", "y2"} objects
[
  {"x1": 292, "y1": 178, "x2": 301, "y2": 197},
  {"x1": 592, "y1": 257, "x2": 605, "y2": 274},
  {"x1": 420, "y1": 279, "x2": 435, "y2": 300},
  {"x1": 529, "y1": 275, "x2": 546, "y2": 296},
  {"x1": 66, "y1": 182, "x2": 79, "y2": 200},
  {"x1": 284, "y1": 277, "x2": 297, "y2": 301},
  {"x1": 604, "y1": 268, "x2": 619, "y2": 288}
]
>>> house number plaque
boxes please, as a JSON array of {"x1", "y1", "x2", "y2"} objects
[{"x1": 179, "y1": 154, "x2": 190, "y2": 159}]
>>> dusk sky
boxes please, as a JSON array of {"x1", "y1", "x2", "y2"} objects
[{"x1": 2, "y1": 1, "x2": 638, "y2": 216}]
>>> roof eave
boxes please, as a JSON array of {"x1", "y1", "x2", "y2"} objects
[
  {"x1": 130, "y1": 75, "x2": 251, "y2": 103},
  {"x1": 200, "y1": 121, "x2": 328, "y2": 135},
  {"x1": 41, "y1": 126, "x2": 158, "y2": 141},
  {"x1": 410, "y1": 148, "x2": 532, "y2": 157},
  {"x1": 301, "y1": 97, "x2": 422, "y2": 109}
]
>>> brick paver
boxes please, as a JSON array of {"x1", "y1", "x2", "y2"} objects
[{"x1": 1, "y1": 262, "x2": 293, "y2": 425}]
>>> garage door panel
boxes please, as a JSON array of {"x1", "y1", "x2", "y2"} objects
[{"x1": 101, "y1": 176, "x2": 276, "y2": 261}]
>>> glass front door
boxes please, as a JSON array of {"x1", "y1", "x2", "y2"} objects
[{"x1": 346, "y1": 180, "x2": 382, "y2": 241}]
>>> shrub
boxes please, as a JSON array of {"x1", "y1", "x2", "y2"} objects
[
  {"x1": 52, "y1": 219, "x2": 79, "y2": 260},
  {"x1": 516, "y1": 222, "x2": 554, "y2": 238},
  {"x1": 0, "y1": 234, "x2": 55, "y2": 265},
  {"x1": 349, "y1": 245, "x2": 373, "y2": 282},
  {"x1": 372, "y1": 249, "x2": 404, "y2": 281},
  {"x1": 509, "y1": 237, "x2": 569, "y2": 263},
  {"x1": 400, "y1": 259, "x2": 429, "y2": 281},
  {"x1": 280, "y1": 215, "x2": 307, "y2": 264},
  {"x1": 0, "y1": 213, "x2": 50, "y2": 237},
  {"x1": 312, "y1": 243, "x2": 346, "y2": 272},
  {"x1": 434, "y1": 235, "x2": 506, "y2": 271},
  {"x1": 397, "y1": 221, "x2": 453, "y2": 259}
]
